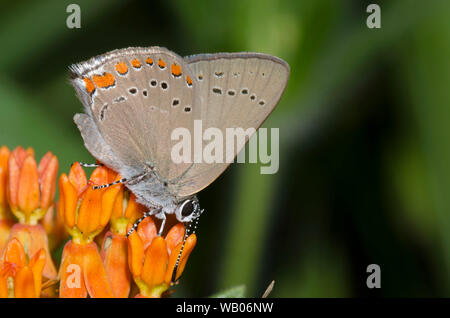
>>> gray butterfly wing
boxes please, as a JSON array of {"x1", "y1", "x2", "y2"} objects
[
  {"x1": 71, "y1": 47, "x2": 200, "y2": 181},
  {"x1": 73, "y1": 113, "x2": 123, "y2": 172},
  {"x1": 170, "y1": 53, "x2": 290, "y2": 197}
]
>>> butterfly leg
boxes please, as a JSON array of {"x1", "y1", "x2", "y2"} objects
[
  {"x1": 91, "y1": 171, "x2": 150, "y2": 190},
  {"x1": 158, "y1": 214, "x2": 167, "y2": 236},
  {"x1": 73, "y1": 162, "x2": 103, "y2": 168},
  {"x1": 92, "y1": 178, "x2": 128, "y2": 190},
  {"x1": 126, "y1": 209, "x2": 160, "y2": 237}
]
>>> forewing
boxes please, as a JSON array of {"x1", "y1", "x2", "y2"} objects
[
  {"x1": 73, "y1": 113, "x2": 123, "y2": 172},
  {"x1": 71, "y1": 47, "x2": 200, "y2": 180}
]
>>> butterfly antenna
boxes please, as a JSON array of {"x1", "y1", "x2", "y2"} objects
[{"x1": 171, "y1": 210, "x2": 202, "y2": 284}]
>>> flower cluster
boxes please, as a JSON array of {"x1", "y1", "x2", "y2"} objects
[{"x1": 0, "y1": 146, "x2": 197, "y2": 298}]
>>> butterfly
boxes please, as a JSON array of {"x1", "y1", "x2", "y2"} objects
[{"x1": 70, "y1": 46, "x2": 289, "y2": 234}]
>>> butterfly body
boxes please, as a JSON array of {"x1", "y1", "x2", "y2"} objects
[{"x1": 70, "y1": 46, "x2": 289, "y2": 223}]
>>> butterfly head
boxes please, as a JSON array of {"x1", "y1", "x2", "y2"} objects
[{"x1": 175, "y1": 197, "x2": 203, "y2": 223}]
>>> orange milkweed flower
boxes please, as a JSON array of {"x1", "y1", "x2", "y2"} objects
[
  {"x1": 58, "y1": 162, "x2": 122, "y2": 298},
  {"x1": 6, "y1": 146, "x2": 58, "y2": 224},
  {"x1": 0, "y1": 238, "x2": 46, "y2": 298},
  {"x1": 5, "y1": 147, "x2": 58, "y2": 280},
  {"x1": 100, "y1": 189, "x2": 145, "y2": 298},
  {"x1": 58, "y1": 162, "x2": 120, "y2": 244},
  {"x1": 8, "y1": 223, "x2": 57, "y2": 280},
  {"x1": 59, "y1": 240, "x2": 113, "y2": 298},
  {"x1": 127, "y1": 218, "x2": 197, "y2": 298}
]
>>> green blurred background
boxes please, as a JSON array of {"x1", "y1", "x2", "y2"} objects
[{"x1": 1, "y1": 0, "x2": 449, "y2": 297}]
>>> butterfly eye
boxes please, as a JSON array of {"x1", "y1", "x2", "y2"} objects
[
  {"x1": 175, "y1": 199, "x2": 198, "y2": 222},
  {"x1": 182, "y1": 201, "x2": 194, "y2": 217}
]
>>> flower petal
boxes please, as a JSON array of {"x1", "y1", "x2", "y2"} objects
[
  {"x1": 17, "y1": 155, "x2": 40, "y2": 215},
  {"x1": 68, "y1": 162, "x2": 87, "y2": 195},
  {"x1": 101, "y1": 232, "x2": 130, "y2": 298},
  {"x1": 28, "y1": 248, "x2": 46, "y2": 297},
  {"x1": 77, "y1": 186, "x2": 103, "y2": 235},
  {"x1": 38, "y1": 154, "x2": 58, "y2": 211},
  {"x1": 165, "y1": 223, "x2": 185, "y2": 254},
  {"x1": 7, "y1": 150, "x2": 21, "y2": 209},
  {"x1": 0, "y1": 272, "x2": 7, "y2": 298},
  {"x1": 127, "y1": 225, "x2": 144, "y2": 277},
  {"x1": 124, "y1": 193, "x2": 145, "y2": 222},
  {"x1": 12, "y1": 146, "x2": 27, "y2": 167},
  {"x1": 0, "y1": 146, "x2": 10, "y2": 168},
  {"x1": 111, "y1": 187, "x2": 124, "y2": 219},
  {"x1": 165, "y1": 234, "x2": 197, "y2": 283},
  {"x1": 59, "y1": 240, "x2": 87, "y2": 298},
  {"x1": 77, "y1": 167, "x2": 108, "y2": 234},
  {"x1": 3, "y1": 237, "x2": 26, "y2": 269},
  {"x1": 0, "y1": 146, "x2": 10, "y2": 217},
  {"x1": 59, "y1": 174, "x2": 77, "y2": 228},
  {"x1": 141, "y1": 236, "x2": 168, "y2": 289},
  {"x1": 82, "y1": 242, "x2": 113, "y2": 298},
  {"x1": 14, "y1": 266, "x2": 36, "y2": 298},
  {"x1": 100, "y1": 182, "x2": 122, "y2": 229},
  {"x1": 0, "y1": 220, "x2": 13, "y2": 254},
  {"x1": 37, "y1": 152, "x2": 53, "y2": 178},
  {"x1": 137, "y1": 217, "x2": 157, "y2": 251}
]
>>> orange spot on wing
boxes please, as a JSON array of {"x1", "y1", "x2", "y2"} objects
[
  {"x1": 131, "y1": 59, "x2": 141, "y2": 69},
  {"x1": 171, "y1": 64, "x2": 182, "y2": 77},
  {"x1": 186, "y1": 75, "x2": 192, "y2": 86},
  {"x1": 145, "y1": 58, "x2": 153, "y2": 66},
  {"x1": 115, "y1": 62, "x2": 128, "y2": 75},
  {"x1": 158, "y1": 59, "x2": 166, "y2": 69},
  {"x1": 83, "y1": 78, "x2": 95, "y2": 94},
  {"x1": 92, "y1": 73, "x2": 116, "y2": 89}
]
